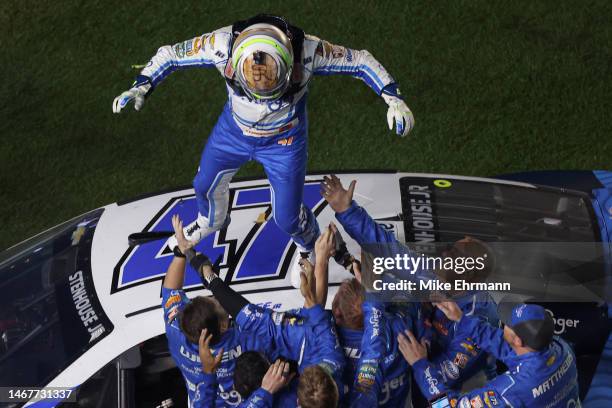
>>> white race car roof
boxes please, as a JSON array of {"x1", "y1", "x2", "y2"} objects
[{"x1": 40, "y1": 172, "x2": 535, "y2": 393}]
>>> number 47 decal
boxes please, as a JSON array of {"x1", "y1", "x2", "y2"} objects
[{"x1": 112, "y1": 181, "x2": 325, "y2": 293}]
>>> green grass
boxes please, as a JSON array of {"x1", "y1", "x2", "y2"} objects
[{"x1": 1, "y1": 0, "x2": 611, "y2": 250}]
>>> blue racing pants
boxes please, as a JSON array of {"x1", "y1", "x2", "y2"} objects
[{"x1": 193, "y1": 103, "x2": 319, "y2": 250}]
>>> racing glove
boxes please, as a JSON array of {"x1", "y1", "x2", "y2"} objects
[
  {"x1": 112, "y1": 75, "x2": 152, "y2": 113},
  {"x1": 381, "y1": 84, "x2": 414, "y2": 137}
]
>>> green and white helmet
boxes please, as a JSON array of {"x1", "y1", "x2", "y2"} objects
[{"x1": 231, "y1": 23, "x2": 294, "y2": 100}]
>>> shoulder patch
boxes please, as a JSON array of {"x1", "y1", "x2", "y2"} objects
[
  {"x1": 165, "y1": 294, "x2": 182, "y2": 309},
  {"x1": 442, "y1": 360, "x2": 460, "y2": 380},
  {"x1": 454, "y1": 352, "x2": 469, "y2": 369},
  {"x1": 174, "y1": 42, "x2": 185, "y2": 58},
  {"x1": 331, "y1": 44, "x2": 345, "y2": 58}
]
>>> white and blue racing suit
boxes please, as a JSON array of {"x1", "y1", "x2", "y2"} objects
[{"x1": 137, "y1": 25, "x2": 398, "y2": 250}]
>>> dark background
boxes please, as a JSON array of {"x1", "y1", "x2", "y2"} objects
[{"x1": 1, "y1": 0, "x2": 611, "y2": 250}]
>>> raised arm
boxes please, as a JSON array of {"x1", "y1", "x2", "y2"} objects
[
  {"x1": 309, "y1": 37, "x2": 414, "y2": 136},
  {"x1": 113, "y1": 27, "x2": 230, "y2": 113},
  {"x1": 348, "y1": 301, "x2": 387, "y2": 406},
  {"x1": 321, "y1": 175, "x2": 401, "y2": 245}
]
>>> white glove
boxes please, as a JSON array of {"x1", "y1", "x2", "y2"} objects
[
  {"x1": 112, "y1": 83, "x2": 151, "y2": 113},
  {"x1": 382, "y1": 94, "x2": 414, "y2": 137}
]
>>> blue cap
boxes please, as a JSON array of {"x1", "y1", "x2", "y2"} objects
[{"x1": 498, "y1": 300, "x2": 554, "y2": 350}]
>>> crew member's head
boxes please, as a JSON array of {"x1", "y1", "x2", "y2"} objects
[
  {"x1": 232, "y1": 23, "x2": 293, "y2": 100},
  {"x1": 180, "y1": 296, "x2": 229, "y2": 344},
  {"x1": 297, "y1": 365, "x2": 340, "y2": 408},
  {"x1": 437, "y1": 236, "x2": 495, "y2": 290},
  {"x1": 233, "y1": 351, "x2": 271, "y2": 399},
  {"x1": 498, "y1": 301, "x2": 554, "y2": 352},
  {"x1": 332, "y1": 278, "x2": 365, "y2": 330}
]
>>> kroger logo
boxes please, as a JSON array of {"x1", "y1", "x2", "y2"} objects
[{"x1": 112, "y1": 181, "x2": 325, "y2": 293}]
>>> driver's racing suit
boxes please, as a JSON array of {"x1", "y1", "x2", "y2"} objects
[{"x1": 136, "y1": 18, "x2": 399, "y2": 251}]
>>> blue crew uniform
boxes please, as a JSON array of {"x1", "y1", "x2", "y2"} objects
[
  {"x1": 420, "y1": 291, "x2": 499, "y2": 389},
  {"x1": 193, "y1": 304, "x2": 345, "y2": 407},
  {"x1": 162, "y1": 288, "x2": 275, "y2": 406},
  {"x1": 413, "y1": 314, "x2": 581, "y2": 407},
  {"x1": 335, "y1": 201, "x2": 501, "y2": 390},
  {"x1": 339, "y1": 301, "x2": 418, "y2": 407}
]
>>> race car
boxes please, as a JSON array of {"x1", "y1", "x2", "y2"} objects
[{"x1": 1, "y1": 171, "x2": 611, "y2": 407}]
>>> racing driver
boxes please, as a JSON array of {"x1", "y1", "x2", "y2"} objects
[{"x1": 112, "y1": 14, "x2": 414, "y2": 286}]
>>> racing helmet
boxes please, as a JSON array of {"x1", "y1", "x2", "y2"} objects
[{"x1": 231, "y1": 23, "x2": 294, "y2": 100}]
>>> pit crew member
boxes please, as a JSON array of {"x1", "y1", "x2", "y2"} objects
[
  {"x1": 399, "y1": 300, "x2": 581, "y2": 407},
  {"x1": 162, "y1": 214, "x2": 277, "y2": 406},
  {"x1": 112, "y1": 14, "x2": 415, "y2": 286},
  {"x1": 332, "y1": 265, "x2": 418, "y2": 407},
  {"x1": 321, "y1": 174, "x2": 500, "y2": 396},
  {"x1": 188, "y1": 224, "x2": 344, "y2": 407}
]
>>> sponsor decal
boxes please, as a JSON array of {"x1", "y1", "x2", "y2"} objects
[
  {"x1": 165, "y1": 294, "x2": 182, "y2": 309},
  {"x1": 174, "y1": 41, "x2": 185, "y2": 58},
  {"x1": 458, "y1": 396, "x2": 471, "y2": 408},
  {"x1": 218, "y1": 345, "x2": 242, "y2": 363},
  {"x1": 272, "y1": 311, "x2": 285, "y2": 325},
  {"x1": 331, "y1": 45, "x2": 345, "y2": 58},
  {"x1": 224, "y1": 60, "x2": 235, "y2": 78},
  {"x1": 68, "y1": 270, "x2": 106, "y2": 342},
  {"x1": 470, "y1": 396, "x2": 484, "y2": 408},
  {"x1": 531, "y1": 352, "x2": 574, "y2": 398},
  {"x1": 433, "y1": 319, "x2": 449, "y2": 336},
  {"x1": 315, "y1": 43, "x2": 324, "y2": 56},
  {"x1": 303, "y1": 56, "x2": 312, "y2": 64},
  {"x1": 357, "y1": 364, "x2": 377, "y2": 388},
  {"x1": 215, "y1": 50, "x2": 225, "y2": 58},
  {"x1": 454, "y1": 352, "x2": 469, "y2": 369},
  {"x1": 460, "y1": 341, "x2": 480, "y2": 357},
  {"x1": 192, "y1": 37, "x2": 202, "y2": 54},
  {"x1": 369, "y1": 306, "x2": 382, "y2": 339},
  {"x1": 442, "y1": 360, "x2": 460, "y2": 380},
  {"x1": 484, "y1": 391, "x2": 499, "y2": 406},
  {"x1": 399, "y1": 179, "x2": 438, "y2": 253},
  {"x1": 545, "y1": 309, "x2": 580, "y2": 335},
  {"x1": 277, "y1": 136, "x2": 294, "y2": 146},
  {"x1": 546, "y1": 355, "x2": 556, "y2": 367},
  {"x1": 434, "y1": 179, "x2": 452, "y2": 188},
  {"x1": 209, "y1": 33, "x2": 216, "y2": 49},
  {"x1": 112, "y1": 182, "x2": 326, "y2": 293},
  {"x1": 180, "y1": 345, "x2": 201, "y2": 363},
  {"x1": 185, "y1": 38, "x2": 194, "y2": 56},
  {"x1": 167, "y1": 306, "x2": 179, "y2": 323},
  {"x1": 344, "y1": 347, "x2": 362, "y2": 359},
  {"x1": 346, "y1": 49, "x2": 353, "y2": 62},
  {"x1": 424, "y1": 366, "x2": 440, "y2": 395},
  {"x1": 322, "y1": 40, "x2": 333, "y2": 57},
  {"x1": 379, "y1": 373, "x2": 406, "y2": 405},
  {"x1": 515, "y1": 304, "x2": 527, "y2": 318}
]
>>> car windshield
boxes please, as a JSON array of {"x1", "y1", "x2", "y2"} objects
[
  {"x1": 0, "y1": 208, "x2": 113, "y2": 388},
  {"x1": 398, "y1": 176, "x2": 609, "y2": 301}
]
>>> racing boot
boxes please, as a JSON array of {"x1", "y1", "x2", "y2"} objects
[
  {"x1": 290, "y1": 249, "x2": 316, "y2": 289},
  {"x1": 167, "y1": 214, "x2": 231, "y2": 254}
]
